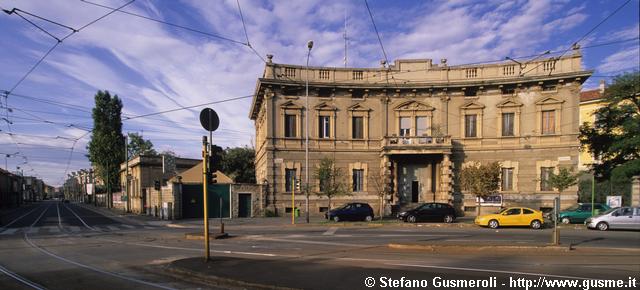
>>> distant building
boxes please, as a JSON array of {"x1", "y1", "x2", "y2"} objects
[
  {"x1": 0, "y1": 168, "x2": 21, "y2": 208},
  {"x1": 119, "y1": 155, "x2": 200, "y2": 214},
  {"x1": 250, "y1": 49, "x2": 592, "y2": 216},
  {"x1": 578, "y1": 80, "x2": 606, "y2": 171}
]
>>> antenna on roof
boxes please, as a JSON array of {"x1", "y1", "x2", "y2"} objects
[{"x1": 343, "y1": 9, "x2": 348, "y2": 68}]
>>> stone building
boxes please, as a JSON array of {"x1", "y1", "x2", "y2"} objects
[{"x1": 250, "y1": 48, "x2": 591, "y2": 216}]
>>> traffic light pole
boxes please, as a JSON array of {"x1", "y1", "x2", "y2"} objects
[
  {"x1": 292, "y1": 179, "x2": 296, "y2": 225},
  {"x1": 202, "y1": 136, "x2": 210, "y2": 262}
]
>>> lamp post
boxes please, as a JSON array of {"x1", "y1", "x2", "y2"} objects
[{"x1": 305, "y1": 40, "x2": 313, "y2": 224}]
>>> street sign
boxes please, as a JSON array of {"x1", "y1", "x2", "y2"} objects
[{"x1": 199, "y1": 108, "x2": 219, "y2": 132}]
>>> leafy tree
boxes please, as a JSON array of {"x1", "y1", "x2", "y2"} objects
[
  {"x1": 460, "y1": 162, "x2": 501, "y2": 216},
  {"x1": 580, "y1": 72, "x2": 640, "y2": 181},
  {"x1": 87, "y1": 91, "x2": 125, "y2": 207},
  {"x1": 370, "y1": 172, "x2": 391, "y2": 220},
  {"x1": 314, "y1": 157, "x2": 349, "y2": 210},
  {"x1": 127, "y1": 132, "x2": 157, "y2": 158},
  {"x1": 547, "y1": 167, "x2": 579, "y2": 209},
  {"x1": 221, "y1": 147, "x2": 256, "y2": 183},
  {"x1": 578, "y1": 174, "x2": 631, "y2": 205}
]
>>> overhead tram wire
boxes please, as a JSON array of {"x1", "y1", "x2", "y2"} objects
[
  {"x1": 236, "y1": 0, "x2": 266, "y2": 63},
  {"x1": 521, "y1": 0, "x2": 633, "y2": 76},
  {"x1": 123, "y1": 94, "x2": 253, "y2": 121}
]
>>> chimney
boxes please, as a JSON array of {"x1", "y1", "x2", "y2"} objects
[{"x1": 599, "y1": 80, "x2": 605, "y2": 93}]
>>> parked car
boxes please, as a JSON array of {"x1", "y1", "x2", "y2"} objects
[
  {"x1": 325, "y1": 203, "x2": 374, "y2": 222},
  {"x1": 559, "y1": 203, "x2": 609, "y2": 224},
  {"x1": 586, "y1": 207, "x2": 640, "y2": 231},
  {"x1": 397, "y1": 203, "x2": 456, "y2": 223},
  {"x1": 474, "y1": 207, "x2": 544, "y2": 229}
]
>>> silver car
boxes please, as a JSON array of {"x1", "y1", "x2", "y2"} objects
[{"x1": 585, "y1": 207, "x2": 640, "y2": 231}]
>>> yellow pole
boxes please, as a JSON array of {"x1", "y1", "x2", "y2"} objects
[
  {"x1": 202, "y1": 136, "x2": 210, "y2": 261},
  {"x1": 292, "y1": 178, "x2": 295, "y2": 224}
]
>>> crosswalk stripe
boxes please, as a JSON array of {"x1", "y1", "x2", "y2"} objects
[
  {"x1": 68, "y1": 226, "x2": 81, "y2": 232},
  {"x1": 0, "y1": 228, "x2": 19, "y2": 235},
  {"x1": 27, "y1": 227, "x2": 39, "y2": 234},
  {"x1": 105, "y1": 226, "x2": 119, "y2": 231},
  {"x1": 121, "y1": 224, "x2": 135, "y2": 229},
  {"x1": 48, "y1": 227, "x2": 61, "y2": 233}
]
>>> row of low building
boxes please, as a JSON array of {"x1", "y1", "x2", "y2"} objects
[{"x1": 1, "y1": 168, "x2": 55, "y2": 209}]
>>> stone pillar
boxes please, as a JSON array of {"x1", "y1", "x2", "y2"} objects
[
  {"x1": 632, "y1": 175, "x2": 640, "y2": 207},
  {"x1": 438, "y1": 154, "x2": 453, "y2": 203}
]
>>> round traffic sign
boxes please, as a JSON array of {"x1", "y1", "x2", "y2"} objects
[{"x1": 199, "y1": 108, "x2": 219, "y2": 132}]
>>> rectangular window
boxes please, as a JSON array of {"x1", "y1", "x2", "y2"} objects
[
  {"x1": 318, "y1": 88, "x2": 332, "y2": 98},
  {"x1": 352, "y1": 116, "x2": 364, "y2": 139},
  {"x1": 540, "y1": 167, "x2": 553, "y2": 191},
  {"x1": 416, "y1": 117, "x2": 428, "y2": 136},
  {"x1": 542, "y1": 110, "x2": 555, "y2": 135},
  {"x1": 285, "y1": 168, "x2": 296, "y2": 192},
  {"x1": 351, "y1": 89, "x2": 365, "y2": 99},
  {"x1": 502, "y1": 113, "x2": 515, "y2": 136},
  {"x1": 284, "y1": 114, "x2": 297, "y2": 137},
  {"x1": 399, "y1": 117, "x2": 411, "y2": 136},
  {"x1": 352, "y1": 169, "x2": 364, "y2": 192},
  {"x1": 319, "y1": 116, "x2": 330, "y2": 138},
  {"x1": 501, "y1": 168, "x2": 513, "y2": 191},
  {"x1": 464, "y1": 114, "x2": 477, "y2": 137}
]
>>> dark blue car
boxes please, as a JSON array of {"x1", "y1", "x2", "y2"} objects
[{"x1": 325, "y1": 202, "x2": 374, "y2": 222}]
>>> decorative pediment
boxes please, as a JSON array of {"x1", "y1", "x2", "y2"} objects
[
  {"x1": 459, "y1": 100, "x2": 485, "y2": 110},
  {"x1": 496, "y1": 98, "x2": 523, "y2": 108},
  {"x1": 348, "y1": 102, "x2": 371, "y2": 112},
  {"x1": 394, "y1": 100, "x2": 435, "y2": 111},
  {"x1": 280, "y1": 100, "x2": 303, "y2": 109},
  {"x1": 535, "y1": 96, "x2": 564, "y2": 105},
  {"x1": 314, "y1": 102, "x2": 337, "y2": 111}
]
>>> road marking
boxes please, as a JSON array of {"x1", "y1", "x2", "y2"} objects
[
  {"x1": 323, "y1": 227, "x2": 338, "y2": 236},
  {"x1": 96, "y1": 237, "x2": 280, "y2": 257},
  {"x1": 107, "y1": 226, "x2": 120, "y2": 231},
  {"x1": 120, "y1": 224, "x2": 135, "y2": 229},
  {"x1": 56, "y1": 202, "x2": 62, "y2": 229},
  {"x1": 24, "y1": 235, "x2": 176, "y2": 290},
  {"x1": 27, "y1": 227, "x2": 39, "y2": 234},
  {"x1": 63, "y1": 204, "x2": 96, "y2": 231},
  {"x1": 46, "y1": 226, "x2": 61, "y2": 234},
  {"x1": 0, "y1": 228, "x2": 19, "y2": 235},
  {"x1": 0, "y1": 204, "x2": 44, "y2": 232},
  {"x1": 68, "y1": 226, "x2": 81, "y2": 232},
  {"x1": 249, "y1": 236, "x2": 363, "y2": 247},
  {"x1": 387, "y1": 263, "x2": 593, "y2": 280},
  {"x1": 0, "y1": 264, "x2": 46, "y2": 290}
]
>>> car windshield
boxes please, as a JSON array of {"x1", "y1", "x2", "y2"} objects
[
  {"x1": 600, "y1": 207, "x2": 619, "y2": 215},
  {"x1": 336, "y1": 204, "x2": 350, "y2": 210},
  {"x1": 565, "y1": 204, "x2": 580, "y2": 211}
]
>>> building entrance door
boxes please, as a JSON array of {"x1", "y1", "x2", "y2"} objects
[
  {"x1": 411, "y1": 181, "x2": 419, "y2": 203},
  {"x1": 238, "y1": 193, "x2": 251, "y2": 217}
]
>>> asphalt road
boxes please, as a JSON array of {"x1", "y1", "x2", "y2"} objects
[{"x1": 1, "y1": 201, "x2": 639, "y2": 290}]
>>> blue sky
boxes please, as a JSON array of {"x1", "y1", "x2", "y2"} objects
[{"x1": 0, "y1": 0, "x2": 638, "y2": 186}]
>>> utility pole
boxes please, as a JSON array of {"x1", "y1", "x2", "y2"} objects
[
  {"x1": 107, "y1": 161, "x2": 111, "y2": 208},
  {"x1": 305, "y1": 40, "x2": 313, "y2": 224},
  {"x1": 202, "y1": 136, "x2": 210, "y2": 261},
  {"x1": 125, "y1": 134, "x2": 130, "y2": 213}
]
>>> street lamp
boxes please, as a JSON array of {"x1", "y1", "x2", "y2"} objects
[{"x1": 305, "y1": 40, "x2": 313, "y2": 224}]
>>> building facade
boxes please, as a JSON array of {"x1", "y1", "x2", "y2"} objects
[
  {"x1": 578, "y1": 81, "x2": 606, "y2": 171},
  {"x1": 250, "y1": 49, "x2": 591, "y2": 216}
]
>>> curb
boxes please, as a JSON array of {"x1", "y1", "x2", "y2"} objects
[
  {"x1": 388, "y1": 243, "x2": 571, "y2": 252},
  {"x1": 185, "y1": 233, "x2": 230, "y2": 240},
  {"x1": 285, "y1": 221, "x2": 478, "y2": 228},
  {"x1": 163, "y1": 263, "x2": 299, "y2": 290}
]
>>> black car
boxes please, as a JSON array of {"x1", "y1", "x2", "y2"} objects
[
  {"x1": 397, "y1": 203, "x2": 456, "y2": 223},
  {"x1": 325, "y1": 203, "x2": 374, "y2": 222}
]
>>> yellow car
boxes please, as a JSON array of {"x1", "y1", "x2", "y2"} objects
[{"x1": 474, "y1": 207, "x2": 544, "y2": 229}]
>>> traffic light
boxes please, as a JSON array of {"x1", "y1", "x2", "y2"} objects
[
  {"x1": 211, "y1": 172, "x2": 218, "y2": 184},
  {"x1": 295, "y1": 179, "x2": 301, "y2": 191}
]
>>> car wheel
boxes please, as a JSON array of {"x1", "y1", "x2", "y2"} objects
[
  {"x1": 488, "y1": 219, "x2": 499, "y2": 229},
  {"x1": 561, "y1": 217, "x2": 571, "y2": 224},
  {"x1": 530, "y1": 220, "x2": 542, "y2": 229},
  {"x1": 407, "y1": 215, "x2": 417, "y2": 223},
  {"x1": 364, "y1": 215, "x2": 373, "y2": 222},
  {"x1": 443, "y1": 215, "x2": 454, "y2": 223},
  {"x1": 333, "y1": 216, "x2": 340, "y2": 222},
  {"x1": 596, "y1": 222, "x2": 608, "y2": 231}
]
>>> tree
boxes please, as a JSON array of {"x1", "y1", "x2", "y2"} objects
[
  {"x1": 580, "y1": 72, "x2": 640, "y2": 181},
  {"x1": 460, "y1": 162, "x2": 501, "y2": 216},
  {"x1": 547, "y1": 167, "x2": 579, "y2": 209},
  {"x1": 127, "y1": 132, "x2": 157, "y2": 158},
  {"x1": 314, "y1": 157, "x2": 349, "y2": 210},
  {"x1": 87, "y1": 91, "x2": 125, "y2": 207},
  {"x1": 370, "y1": 171, "x2": 391, "y2": 220},
  {"x1": 221, "y1": 147, "x2": 256, "y2": 183}
]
